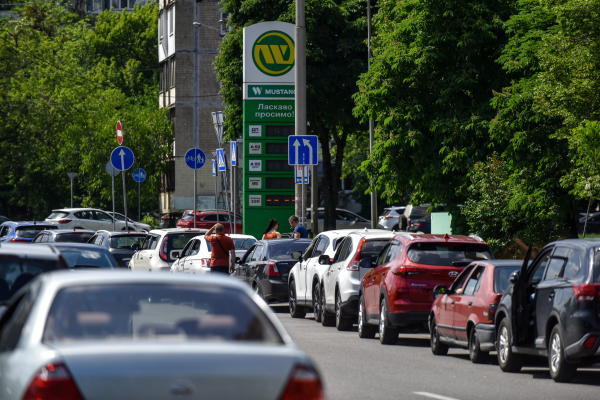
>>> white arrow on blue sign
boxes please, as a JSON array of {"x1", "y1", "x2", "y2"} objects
[
  {"x1": 216, "y1": 148, "x2": 226, "y2": 171},
  {"x1": 212, "y1": 160, "x2": 216, "y2": 176},
  {"x1": 133, "y1": 168, "x2": 146, "y2": 183},
  {"x1": 185, "y1": 148, "x2": 206, "y2": 170},
  {"x1": 111, "y1": 146, "x2": 135, "y2": 171},
  {"x1": 231, "y1": 141, "x2": 237, "y2": 167},
  {"x1": 288, "y1": 135, "x2": 318, "y2": 165}
]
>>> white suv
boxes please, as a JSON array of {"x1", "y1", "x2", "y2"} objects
[
  {"x1": 320, "y1": 230, "x2": 394, "y2": 330},
  {"x1": 288, "y1": 229, "x2": 356, "y2": 320},
  {"x1": 45, "y1": 208, "x2": 132, "y2": 231},
  {"x1": 378, "y1": 206, "x2": 407, "y2": 231},
  {"x1": 129, "y1": 229, "x2": 206, "y2": 272}
]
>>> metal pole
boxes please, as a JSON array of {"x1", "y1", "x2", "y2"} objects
[
  {"x1": 138, "y1": 180, "x2": 141, "y2": 223},
  {"x1": 194, "y1": 166, "x2": 197, "y2": 229},
  {"x1": 122, "y1": 170, "x2": 128, "y2": 232},
  {"x1": 215, "y1": 171, "x2": 219, "y2": 223},
  {"x1": 301, "y1": 165, "x2": 306, "y2": 227},
  {"x1": 225, "y1": 162, "x2": 232, "y2": 234},
  {"x1": 295, "y1": 0, "x2": 306, "y2": 217},
  {"x1": 232, "y1": 145, "x2": 237, "y2": 234},
  {"x1": 311, "y1": 165, "x2": 318, "y2": 236},
  {"x1": 368, "y1": 0, "x2": 377, "y2": 229},
  {"x1": 70, "y1": 179, "x2": 73, "y2": 208},
  {"x1": 112, "y1": 175, "x2": 115, "y2": 231}
]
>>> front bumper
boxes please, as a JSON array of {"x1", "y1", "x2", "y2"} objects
[
  {"x1": 476, "y1": 323, "x2": 496, "y2": 352},
  {"x1": 339, "y1": 295, "x2": 359, "y2": 316},
  {"x1": 388, "y1": 311, "x2": 429, "y2": 327}
]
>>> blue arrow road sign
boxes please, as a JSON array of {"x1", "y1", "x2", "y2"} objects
[
  {"x1": 216, "y1": 148, "x2": 226, "y2": 171},
  {"x1": 111, "y1": 146, "x2": 135, "y2": 171},
  {"x1": 288, "y1": 135, "x2": 318, "y2": 165},
  {"x1": 133, "y1": 168, "x2": 146, "y2": 183},
  {"x1": 185, "y1": 148, "x2": 206, "y2": 170},
  {"x1": 212, "y1": 160, "x2": 216, "y2": 176},
  {"x1": 231, "y1": 141, "x2": 237, "y2": 167}
]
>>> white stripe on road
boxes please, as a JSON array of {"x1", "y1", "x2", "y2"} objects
[{"x1": 414, "y1": 392, "x2": 463, "y2": 400}]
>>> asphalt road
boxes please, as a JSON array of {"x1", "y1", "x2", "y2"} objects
[{"x1": 271, "y1": 305, "x2": 600, "y2": 400}]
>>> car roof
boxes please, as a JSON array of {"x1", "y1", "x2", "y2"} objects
[
  {"x1": 546, "y1": 238, "x2": 600, "y2": 251},
  {"x1": 95, "y1": 230, "x2": 148, "y2": 236},
  {"x1": 1, "y1": 221, "x2": 57, "y2": 226},
  {"x1": 46, "y1": 229, "x2": 96, "y2": 234},
  {"x1": 474, "y1": 260, "x2": 524, "y2": 267},
  {"x1": 148, "y1": 228, "x2": 209, "y2": 235},
  {"x1": 49, "y1": 243, "x2": 110, "y2": 250},
  {"x1": 0, "y1": 242, "x2": 61, "y2": 258},
  {"x1": 260, "y1": 238, "x2": 312, "y2": 244},
  {"x1": 50, "y1": 208, "x2": 104, "y2": 213},
  {"x1": 384, "y1": 206, "x2": 406, "y2": 210},
  {"x1": 393, "y1": 233, "x2": 488, "y2": 244},
  {"x1": 189, "y1": 234, "x2": 258, "y2": 241},
  {"x1": 348, "y1": 229, "x2": 395, "y2": 238}
]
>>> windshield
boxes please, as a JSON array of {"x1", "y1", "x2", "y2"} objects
[
  {"x1": 110, "y1": 235, "x2": 146, "y2": 249},
  {"x1": 43, "y1": 284, "x2": 283, "y2": 344},
  {"x1": 55, "y1": 248, "x2": 117, "y2": 268},
  {"x1": 0, "y1": 255, "x2": 64, "y2": 302},
  {"x1": 47, "y1": 212, "x2": 69, "y2": 220},
  {"x1": 269, "y1": 241, "x2": 311, "y2": 260},
  {"x1": 494, "y1": 266, "x2": 521, "y2": 293},
  {"x1": 15, "y1": 226, "x2": 56, "y2": 238},
  {"x1": 407, "y1": 243, "x2": 493, "y2": 266},
  {"x1": 55, "y1": 233, "x2": 95, "y2": 243},
  {"x1": 361, "y1": 240, "x2": 390, "y2": 260}
]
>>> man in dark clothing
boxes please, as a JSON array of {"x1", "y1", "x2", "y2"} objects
[
  {"x1": 204, "y1": 223, "x2": 236, "y2": 274},
  {"x1": 289, "y1": 215, "x2": 308, "y2": 238}
]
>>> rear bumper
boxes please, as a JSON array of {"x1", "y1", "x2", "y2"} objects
[
  {"x1": 388, "y1": 311, "x2": 429, "y2": 327},
  {"x1": 476, "y1": 323, "x2": 496, "y2": 352},
  {"x1": 565, "y1": 332, "x2": 600, "y2": 360},
  {"x1": 262, "y1": 279, "x2": 289, "y2": 303},
  {"x1": 340, "y1": 295, "x2": 359, "y2": 316}
]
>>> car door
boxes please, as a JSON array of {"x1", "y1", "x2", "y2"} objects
[
  {"x1": 323, "y1": 238, "x2": 348, "y2": 306},
  {"x1": 296, "y1": 237, "x2": 317, "y2": 302},
  {"x1": 236, "y1": 246, "x2": 256, "y2": 281},
  {"x1": 305, "y1": 235, "x2": 330, "y2": 302},
  {"x1": 199, "y1": 213, "x2": 218, "y2": 230},
  {"x1": 247, "y1": 244, "x2": 265, "y2": 284},
  {"x1": 73, "y1": 210, "x2": 95, "y2": 230},
  {"x1": 94, "y1": 211, "x2": 115, "y2": 231},
  {"x1": 185, "y1": 240, "x2": 203, "y2": 273},
  {"x1": 178, "y1": 239, "x2": 195, "y2": 273},
  {"x1": 364, "y1": 243, "x2": 390, "y2": 316},
  {"x1": 327, "y1": 236, "x2": 354, "y2": 305},
  {"x1": 434, "y1": 264, "x2": 474, "y2": 339},
  {"x1": 373, "y1": 241, "x2": 402, "y2": 313},
  {"x1": 135, "y1": 234, "x2": 157, "y2": 271},
  {"x1": 453, "y1": 265, "x2": 486, "y2": 341}
]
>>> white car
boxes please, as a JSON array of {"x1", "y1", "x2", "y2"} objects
[
  {"x1": 320, "y1": 229, "x2": 394, "y2": 330},
  {"x1": 305, "y1": 208, "x2": 371, "y2": 232},
  {"x1": 107, "y1": 211, "x2": 152, "y2": 232},
  {"x1": 288, "y1": 229, "x2": 356, "y2": 320},
  {"x1": 129, "y1": 228, "x2": 207, "y2": 272},
  {"x1": 171, "y1": 234, "x2": 257, "y2": 274},
  {"x1": 378, "y1": 206, "x2": 407, "y2": 231},
  {"x1": 45, "y1": 208, "x2": 133, "y2": 231},
  {"x1": 0, "y1": 270, "x2": 324, "y2": 400}
]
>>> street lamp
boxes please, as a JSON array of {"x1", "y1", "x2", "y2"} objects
[
  {"x1": 211, "y1": 111, "x2": 224, "y2": 146},
  {"x1": 193, "y1": 22, "x2": 220, "y2": 31}
]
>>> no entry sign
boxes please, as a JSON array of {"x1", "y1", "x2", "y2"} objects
[{"x1": 116, "y1": 121, "x2": 123, "y2": 145}]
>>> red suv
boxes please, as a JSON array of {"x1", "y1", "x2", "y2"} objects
[
  {"x1": 357, "y1": 233, "x2": 493, "y2": 345},
  {"x1": 176, "y1": 210, "x2": 243, "y2": 233},
  {"x1": 429, "y1": 260, "x2": 521, "y2": 363}
]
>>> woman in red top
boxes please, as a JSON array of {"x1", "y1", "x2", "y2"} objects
[
  {"x1": 262, "y1": 219, "x2": 282, "y2": 240},
  {"x1": 204, "y1": 224, "x2": 236, "y2": 274}
]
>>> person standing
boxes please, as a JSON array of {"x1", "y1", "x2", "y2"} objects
[
  {"x1": 204, "y1": 223, "x2": 236, "y2": 274},
  {"x1": 262, "y1": 219, "x2": 282, "y2": 240},
  {"x1": 289, "y1": 215, "x2": 308, "y2": 238}
]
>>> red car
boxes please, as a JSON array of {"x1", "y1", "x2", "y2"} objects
[
  {"x1": 429, "y1": 260, "x2": 522, "y2": 362},
  {"x1": 357, "y1": 233, "x2": 493, "y2": 345},
  {"x1": 176, "y1": 210, "x2": 243, "y2": 233}
]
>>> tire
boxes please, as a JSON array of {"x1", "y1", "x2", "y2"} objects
[
  {"x1": 497, "y1": 318, "x2": 523, "y2": 373},
  {"x1": 379, "y1": 300, "x2": 398, "y2": 345},
  {"x1": 335, "y1": 291, "x2": 353, "y2": 331},
  {"x1": 320, "y1": 287, "x2": 335, "y2": 327},
  {"x1": 548, "y1": 325, "x2": 577, "y2": 382},
  {"x1": 392, "y1": 224, "x2": 399, "y2": 232},
  {"x1": 313, "y1": 283, "x2": 322, "y2": 323},
  {"x1": 430, "y1": 319, "x2": 449, "y2": 355},
  {"x1": 358, "y1": 294, "x2": 377, "y2": 339},
  {"x1": 469, "y1": 326, "x2": 489, "y2": 364},
  {"x1": 288, "y1": 280, "x2": 306, "y2": 318}
]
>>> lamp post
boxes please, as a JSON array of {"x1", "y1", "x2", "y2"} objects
[
  {"x1": 211, "y1": 111, "x2": 233, "y2": 234},
  {"x1": 67, "y1": 173, "x2": 76, "y2": 208},
  {"x1": 368, "y1": 0, "x2": 378, "y2": 229}
]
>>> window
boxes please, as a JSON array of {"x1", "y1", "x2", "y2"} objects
[
  {"x1": 109, "y1": 235, "x2": 145, "y2": 250},
  {"x1": 545, "y1": 257, "x2": 566, "y2": 281},
  {"x1": 141, "y1": 235, "x2": 153, "y2": 250},
  {"x1": 0, "y1": 290, "x2": 34, "y2": 352},
  {"x1": 74, "y1": 211, "x2": 94, "y2": 220},
  {"x1": 150, "y1": 236, "x2": 159, "y2": 250},
  {"x1": 219, "y1": 11, "x2": 227, "y2": 36},
  {"x1": 450, "y1": 265, "x2": 476, "y2": 295},
  {"x1": 0, "y1": 227, "x2": 6, "y2": 238},
  {"x1": 494, "y1": 266, "x2": 521, "y2": 293},
  {"x1": 269, "y1": 242, "x2": 311, "y2": 260},
  {"x1": 189, "y1": 240, "x2": 200, "y2": 256},
  {"x1": 383, "y1": 241, "x2": 401, "y2": 264},
  {"x1": 94, "y1": 235, "x2": 104, "y2": 246},
  {"x1": 242, "y1": 247, "x2": 256, "y2": 263},
  {"x1": 169, "y1": 6, "x2": 174, "y2": 36},
  {"x1": 203, "y1": 214, "x2": 218, "y2": 222},
  {"x1": 529, "y1": 250, "x2": 551, "y2": 285},
  {"x1": 406, "y1": 243, "x2": 493, "y2": 266},
  {"x1": 563, "y1": 248, "x2": 582, "y2": 278},
  {"x1": 333, "y1": 238, "x2": 350, "y2": 263},
  {"x1": 361, "y1": 240, "x2": 391, "y2": 261},
  {"x1": 40, "y1": 234, "x2": 49, "y2": 243},
  {"x1": 96, "y1": 212, "x2": 113, "y2": 222},
  {"x1": 463, "y1": 266, "x2": 485, "y2": 296},
  {"x1": 181, "y1": 240, "x2": 195, "y2": 258},
  {"x1": 313, "y1": 236, "x2": 329, "y2": 258},
  {"x1": 251, "y1": 245, "x2": 263, "y2": 262},
  {"x1": 377, "y1": 244, "x2": 391, "y2": 266}
]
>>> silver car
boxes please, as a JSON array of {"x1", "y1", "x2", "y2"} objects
[
  {"x1": 377, "y1": 206, "x2": 406, "y2": 231},
  {"x1": 0, "y1": 271, "x2": 324, "y2": 400}
]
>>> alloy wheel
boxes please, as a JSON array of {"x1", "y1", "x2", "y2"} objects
[
  {"x1": 499, "y1": 326, "x2": 509, "y2": 364},
  {"x1": 289, "y1": 286, "x2": 296, "y2": 313},
  {"x1": 336, "y1": 293, "x2": 341, "y2": 325},
  {"x1": 313, "y1": 286, "x2": 320, "y2": 321},
  {"x1": 471, "y1": 330, "x2": 477, "y2": 353},
  {"x1": 432, "y1": 324, "x2": 438, "y2": 347},
  {"x1": 379, "y1": 305, "x2": 385, "y2": 335},
  {"x1": 550, "y1": 333, "x2": 561, "y2": 373},
  {"x1": 358, "y1": 301, "x2": 364, "y2": 332}
]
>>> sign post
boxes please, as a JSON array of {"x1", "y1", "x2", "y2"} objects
[
  {"x1": 216, "y1": 148, "x2": 232, "y2": 233},
  {"x1": 185, "y1": 148, "x2": 206, "y2": 228},
  {"x1": 111, "y1": 146, "x2": 135, "y2": 232},
  {"x1": 105, "y1": 162, "x2": 120, "y2": 230},
  {"x1": 133, "y1": 168, "x2": 146, "y2": 222},
  {"x1": 67, "y1": 173, "x2": 76, "y2": 208},
  {"x1": 288, "y1": 135, "x2": 317, "y2": 226},
  {"x1": 231, "y1": 141, "x2": 237, "y2": 234},
  {"x1": 212, "y1": 159, "x2": 219, "y2": 223}
]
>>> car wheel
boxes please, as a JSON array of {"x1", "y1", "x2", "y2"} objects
[
  {"x1": 358, "y1": 294, "x2": 377, "y2": 339},
  {"x1": 313, "y1": 283, "x2": 322, "y2": 323},
  {"x1": 335, "y1": 291, "x2": 353, "y2": 331},
  {"x1": 320, "y1": 287, "x2": 335, "y2": 327},
  {"x1": 430, "y1": 319, "x2": 449, "y2": 355},
  {"x1": 392, "y1": 224, "x2": 399, "y2": 231},
  {"x1": 497, "y1": 318, "x2": 523, "y2": 373},
  {"x1": 548, "y1": 325, "x2": 577, "y2": 382},
  {"x1": 289, "y1": 280, "x2": 306, "y2": 318},
  {"x1": 469, "y1": 326, "x2": 489, "y2": 364},
  {"x1": 379, "y1": 299, "x2": 398, "y2": 345}
]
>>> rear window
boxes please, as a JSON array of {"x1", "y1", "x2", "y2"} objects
[
  {"x1": 55, "y1": 248, "x2": 117, "y2": 268},
  {"x1": 55, "y1": 233, "x2": 95, "y2": 243},
  {"x1": 494, "y1": 266, "x2": 521, "y2": 293},
  {"x1": 360, "y1": 240, "x2": 389, "y2": 260},
  {"x1": 407, "y1": 243, "x2": 493, "y2": 266},
  {"x1": 0, "y1": 255, "x2": 64, "y2": 302},
  {"x1": 42, "y1": 284, "x2": 282, "y2": 344},
  {"x1": 166, "y1": 233, "x2": 201, "y2": 261},
  {"x1": 381, "y1": 210, "x2": 391, "y2": 217},
  {"x1": 269, "y1": 241, "x2": 311, "y2": 260},
  {"x1": 47, "y1": 212, "x2": 69, "y2": 220},
  {"x1": 110, "y1": 235, "x2": 146, "y2": 249},
  {"x1": 15, "y1": 226, "x2": 56, "y2": 238}
]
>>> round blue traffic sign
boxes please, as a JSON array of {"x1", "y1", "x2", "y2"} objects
[
  {"x1": 133, "y1": 168, "x2": 146, "y2": 183},
  {"x1": 111, "y1": 146, "x2": 135, "y2": 171},
  {"x1": 185, "y1": 148, "x2": 206, "y2": 170}
]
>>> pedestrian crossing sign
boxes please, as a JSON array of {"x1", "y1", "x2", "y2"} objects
[{"x1": 217, "y1": 148, "x2": 226, "y2": 172}]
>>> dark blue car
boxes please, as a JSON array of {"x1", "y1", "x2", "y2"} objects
[{"x1": 0, "y1": 221, "x2": 58, "y2": 243}]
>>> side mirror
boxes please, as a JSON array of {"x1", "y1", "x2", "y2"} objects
[
  {"x1": 509, "y1": 271, "x2": 520, "y2": 284},
  {"x1": 359, "y1": 258, "x2": 374, "y2": 269},
  {"x1": 291, "y1": 251, "x2": 303, "y2": 261},
  {"x1": 235, "y1": 257, "x2": 241, "y2": 263},
  {"x1": 172, "y1": 251, "x2": 180, "y2": 259},
  {"x1": 354, "y1": 217, "x2": 359, "y2": 222},
  {"x1": 318, "y1": 255, "x2": 332, "y2": 265},
  {"x1": 130, "y1": 243, "x2": 140, "y2": 251},
  {"x1": 433, "y1": 285, "x2": 448, "y2": 295}
]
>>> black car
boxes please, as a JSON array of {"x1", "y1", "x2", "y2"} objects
[
  {"x1": 408, "y1": 215, "x2": 431, "y2": 233},
  {"x1": 233, "y1": 239, "x2": 312, "y2": 303},
  {"x1": 159, "y1": 212, "x2": 182, "y2": 229},
  {"x1": 50, "y1": 243, "x2": 118, "y2": 269},
  {"x1": 88, "y1": 230, "x2": 146, "y2": 268},
  {"x1": 495, "y1": 240, "x2": 600, "y2": 382},
  {"x1": 578, "y1": 212, "x2": 600, "y2": 234},
  {"x1": 0, "y1": 243, "x2": 68, "y2": 304},
  {"x1": 32, "y1": 229, "x2": 96, "y2": 244}
]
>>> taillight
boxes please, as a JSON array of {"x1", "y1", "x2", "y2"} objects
[
  {"x1": 384, "y1": 216, "x2": 393, "y2": 220},
  {"x1": 161, "y1": 216, "x2": 170, "y2": 220},
  {"x1": 200, "y1": 258, "x2": 211, "y2": 268},
  {"x1": 488, "y1": 298, "x2": 500, "y2": 322},
  {"x1": 414, "y1": 222, "x2": 424, "y2": 227},
  {"x1": 22, "y1": 363, "x2": 84, "y2": 400},
  {"x1": 267, "y1": 262, "x2": 280, "y2": 277},
  {"x1": 407, "y1": 218, "x2": 412, "y2": 226},
  {"x1": 348, "y1": 238, "x2": 366, "y2": 271},
  {"x1": 584, "y1": 336, "x2": 597, "y2": 350},
  {"x1": 9, "y1": 238, "x2": 28, "y2": 242},
  {"x1": 57, "y1": 219, "x2": 72, "y2": 224},
  {"x1": 279, "y1": 364, "x2": 324, "y2": 400},
  {"x1": 572, "y1": 284, "x2": 600, "y2": 301},
  {"x1": 159, "y1": 236, "x2": 169, "y2": 261},
  {"x1": 391, "y1": 265, "x2": 426, "y2": 277}
]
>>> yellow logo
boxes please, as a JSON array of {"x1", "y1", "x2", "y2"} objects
[{"x1": 252, "y1": 31, "x2": 295, "y2": 76}]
